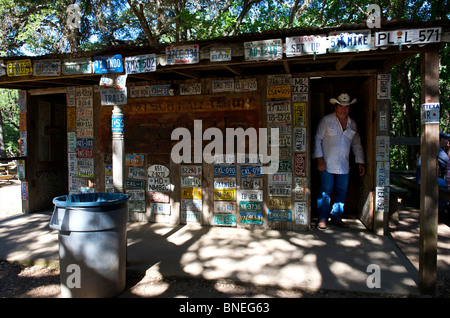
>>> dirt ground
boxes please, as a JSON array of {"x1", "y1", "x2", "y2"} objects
[{"x1": 0, "y1": 180, "x2": 449, "y2": 298}]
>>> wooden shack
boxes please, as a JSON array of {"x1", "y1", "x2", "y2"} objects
[{"x1": 1, "y1": 20, "x2": 448, "y2": 235}]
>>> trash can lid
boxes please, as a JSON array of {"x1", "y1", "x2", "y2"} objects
[{"x1": 53, "y1": 193, "x2": 130, "y2": 207}]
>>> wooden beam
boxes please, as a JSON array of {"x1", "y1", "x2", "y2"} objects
[
  {"x1": 283, "y1": 60, "x2": 290, "y2": 74},
  {"x1": 335, "y1": 56, "x2": 354, "y2": 71},
  {"x1": 419, "y1": 44, "x2": 441, "y2": 295},
  {"x1": 172, "y1": 69, "x2": 200, "y2": 79},
  {"x1": 28, "y1": 87, "x2": 67, "y2": 95},
  {"x1": 224, "y1": 65, "x2": 242, "y2": 76}
]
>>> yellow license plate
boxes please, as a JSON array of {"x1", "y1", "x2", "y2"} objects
[
  {"x1": 7, "y1": 60, "x2": 32, "y2": 76},
  {"x1": 181, "y1": 187, "x2": 202, "y2": 200}
]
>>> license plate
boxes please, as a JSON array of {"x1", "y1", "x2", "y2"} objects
[
  {"x1": 240, "y1": 212, "x2": 263, "y2": 225},
  {"x1": 268, "y1": 197, "x2": 292, "y2": 209},
  {"x1": 166, "y1": 45, "x2": 199, "y2": 65},
  {"x1": 181, "y1": 165, "x2": 202, "y2": 176},
  {"x1": 125, "y1": 54, "x2": 156, "y2": 74},
  {"x1": 148, "y1": 177, "x2": 170, "y2": 192},
  {"x1": 214, "y1": 214, "x2": 236, "y2": 226},
  {"x1": 239, "y1": 190, "x2": 263, "y2": 202},
  {"x1": 214, "y1": 201, "x2": 236, "y2": 213},
  {"x1": 126, "y1": 178, "x2": 145, "y2": 189},
  {"x1": 214, "y1": 165, "x2": 236, "y2": 177},
  {"x1": 269, "y1": 185, "x2": 292, "y2": 197},
  {"x1": 244, "y1": 39, "x2": 282, "y2": 61},
  {"x1": 240, "y1": 166, "x2": 262, "y2": 178},
  {"x1": 214, "y1": 178, "x2": 236, "y2": 189},
  {"x1": 213, "y1": 189, "x2": 236, "y2": 201},
  {"x1": 181, "y1": 187, "x2": 202, "y2": 200},
  {"x1": 181, "y1": 176, "x2": 202, "y2": 187},
  {"x1": 150, "y1": 203, "x2": 170, "y2": 215},
  {"x1": 239, "y1": 201, "x2": 262, "y2": 213},
  {"x1": 94, "y1": 54, "x2": 123, "y2": 73},
  {"x1": 7, "y1": 59, "x2": 32, "y2": 76},
  {"x1": 268, "y1": 210, "x2": 292, "y2": 222}
]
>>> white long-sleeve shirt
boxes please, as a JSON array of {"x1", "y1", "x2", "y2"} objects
[{"x1": 313, "y1": 113, "x2": 365, "y2": 174}]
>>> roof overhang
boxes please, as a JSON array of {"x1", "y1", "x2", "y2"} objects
[{"x1": 0, "y1": 20, "x2": 448, "y2": 91}]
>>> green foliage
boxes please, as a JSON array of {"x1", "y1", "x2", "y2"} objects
[{"x1": 0, "y1": 89, "x2": 20, "y2": 157}]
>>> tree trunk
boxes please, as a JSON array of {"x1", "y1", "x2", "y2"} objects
[{"x1": 0, "y1": 110, "x2": 7, "y2": 158}]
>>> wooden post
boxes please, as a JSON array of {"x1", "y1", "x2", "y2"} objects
[
  {"x1": 419, "y1": 46, "x2": 440, "y2": 295},
  {"x1": 112, "y1": 105, "x2": 125, "y2": 193}
]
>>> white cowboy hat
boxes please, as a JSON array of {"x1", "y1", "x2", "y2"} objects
[{"x1": 330, "y1": 93, "x2": 357, "y2": 106}]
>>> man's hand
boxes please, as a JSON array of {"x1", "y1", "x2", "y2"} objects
[
  {"x1": 358, "y1": 163, "x2": 365, "y2": 176},
  {"x1": 317, "y1": 157, "x2": 326, "y2": 171}
]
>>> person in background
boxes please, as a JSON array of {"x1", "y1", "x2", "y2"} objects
[
  {"x1": 416, "y1": 131, "x2": 450, "y2": 187},
  {"x1": 313, "y1": 93, "x2": 365, "y2": 230},
  {"x1": 416, "y1": 131, "x2": 450, "y2": 214}
]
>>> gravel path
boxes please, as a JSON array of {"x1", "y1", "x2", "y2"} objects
[{"x1": 0, "y1": 181, "x2": 449, "y2": 298}]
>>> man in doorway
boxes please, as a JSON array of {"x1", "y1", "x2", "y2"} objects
[{"x1": 313, "y1": 93, "x2": 366, "y2": 230}]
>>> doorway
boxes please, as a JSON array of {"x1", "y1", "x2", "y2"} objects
[
  {"x1": 309, "y1": 76, "x2": 372, "y2": 221},
  {"x1": 26, "y1": 93, "x2": 68, "y2": 212}
]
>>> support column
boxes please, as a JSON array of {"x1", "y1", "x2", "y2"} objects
[
  {"x1": 112, "y1": 105, "x2": 125, "y2": 193},
  {"x1": 419, "y1": 45, "x2": 440, "y2": 295}
]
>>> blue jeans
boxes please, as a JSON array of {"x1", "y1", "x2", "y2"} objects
[{"x1": 317, "y1": 170, "x2": 349, "y2": 221}]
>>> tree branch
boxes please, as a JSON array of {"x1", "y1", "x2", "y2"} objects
[{"x1": 127, "y1": 0, "x2": 158, "y2": 46}]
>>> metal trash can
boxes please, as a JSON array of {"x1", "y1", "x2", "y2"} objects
[{"x1": 49, "y1": 193, "x2": 130, "y2": 298}]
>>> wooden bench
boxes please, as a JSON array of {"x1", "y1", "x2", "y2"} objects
[
  {"x1": 399, "y1": 175, "x2": 450, "y2": 201},
  {"x1": 389, "y1": 183, "x2": 410, "y2": 219},
  {"x1": 0, "y1": 162, "x2": 16, "y2": 181}
]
